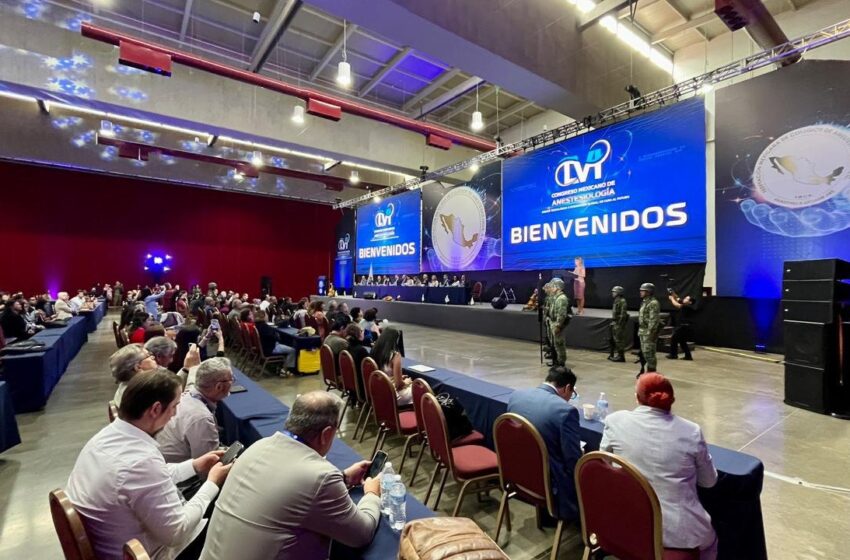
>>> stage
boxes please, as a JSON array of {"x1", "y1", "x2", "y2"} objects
[{"x1": 315, "y1": 296, "x2": 636, "y2": 352}]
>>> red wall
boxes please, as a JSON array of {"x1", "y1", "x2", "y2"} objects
[{"x1": 0, "y1": 162, "x2": 339, "y2": 299}]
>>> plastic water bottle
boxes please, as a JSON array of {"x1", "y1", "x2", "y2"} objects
[
  {"x1": 380, "y1": 463, "x2": 396, "y2": 515},
  {"x1": 596, "y1": 392, "x2": 609, "y2": 421},
  {"x1": 444, "y1": 294, "x2": 450, "y2": 304},
  {"x1": 389, "y1": 479, "x2": 407, "y2": 531}
]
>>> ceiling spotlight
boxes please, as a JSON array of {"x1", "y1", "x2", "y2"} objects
[
  {"x1": 699, "y1": 83, "x2": 714, "y2": 95},
  {"x1": 233, "y1": 168, "x2": 245, "y2": 181},
  {"x1": 337, "y1": 61, "x2": 352, "y2": 88},
  {"x1": 373, "y1": 195, "x2": 382, "y2": 203},
  {"x1": 470, "y1": 162, "x2": 480, "y2": 173},
  {"x1": 251, "y1": 150, "x2": 263, "y2": 167},
  {"x1": 252, "y1": 11, "x2": 261, "y2": 23},
  {"x1": 291, "y1": 104, "x2": 305, "y2": 124},
  {"x1": 206, "y1": 134, "x2": 218, "y2": 147},
  {"x1": 37, "y1": 99, "x2": 50, "y2": 114},
  {"x1": 349, "y1": 170, "x2": 360, "y2": 185},
  {"x1": 163, "y1": 266, "x2": 171, "y2": 272},
  {"x1": 165, "y1": 254, "x2": 172, "y2": 260},
  {"x1": 470, "y1": 110, "x2": 484, "y2": 131},
  {"x1": 99, "y1": 119, "x2": 115, "y2": 137}
]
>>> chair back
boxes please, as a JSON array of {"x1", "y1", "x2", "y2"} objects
[
  {"x1": 361, "y1": 357, "x2": 379, "y2": 404},
  {"x1": 493, "y1": 413, "x2": 554, "y2": 515},
  {"x1": 338, "y1": 350, "x2": 359, "y2": 398},
  {"x1": 575, "y1": 451, "x2": 664, "y2": 560},
  {"x1": 239, "y1": 321, "x2": 254, "y2": 352},
  {"x1": 123, "y1": 539, "x2": 150, "y2": 560},
  {"x1": 111, "y1": 321, "x2": 123, "y2": 348},
  {"x1": 420, "y1": 393, "x2": 454, "y2": 472},
  {"x1": 320, "y1": 344, "x2": 338, "y2": 387},
  {"x1": 248, "y1": 324, "x2": 266, "y2": 358},
  {"x1": 0, "y1": 326, "x2": 6, "y2": 351},
  {"x1": 412, "y1": 378, "x2": 434, "y2": 438},
  {"x1": 472, "y1": 281, "x2": 483, "y2": 299},
  {"x1": 118, "y1": 328, "x2": 130, "y2": 347},
  {"x1": 49, "y1": 488, "x2": 96, "y2": 560},
  {"x1": 107, "y1": 401, "x2": 118, "y2": 423},
  {"x1": 369, "y1": 370, "x2": 401, "y2": 433}
]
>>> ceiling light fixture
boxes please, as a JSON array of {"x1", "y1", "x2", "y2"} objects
[
  {"x1": 99, "y1": 119, "x2": 115, "y2": 137},
  {"x1": 337, "y1": 21, "x2": 352, "y2": 88},
  {"x1": 349, "y1": 170, "x2": 360, "y2": 185},
  {"x1": 470, "y1": 162, "x2": 480, "y2": 173},
  {"x1": 373, "y1": 195, "x2": 382, "y2": 203},
  {"x1": 250, "y1": 150, "x2": 263, "y2": 167},
  {"x1": 207, "y1": 134, "x2": 218, "y2": 147},
  {"x1": 233, "y1": 168, "x2": 245, "y2": 181},
  {"x1": 291, "y1": 104, "x2": 305, "y2": 124},
  {"x1": 470, "y1": 84, "x2": 484, "y2": 132}
]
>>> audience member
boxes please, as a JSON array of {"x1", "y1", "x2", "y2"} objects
[
  {"x1": 144, "y1": 322, "x2": 167, "y2": 342},
  {"x1": 70, "y1": 290, "x2": 86, "y2": 312},
  {"x1": 370, "y1": 326, "x2": 412, "y2": 406},
  {"x1": 162, "y1": 283, "x2": 177, "y2": 313},
  {"x1": 172, "y1": 323, "x2": 202, "y2": 374},
  {"x1": 344, "y1": 323, "x2": 370, "y2": 396},
  {"x1": 323, "y1": 316, "x2": 351, "y2": 370},
  {"x1": 507, "y1": 366, "x2": 581, "y2": 522},
  {"x1": 350, "y1": 307, "x2": 363, "y2": 324},
  {"x1": 128, "y1": 311, "x2": 153, "y2": 344},
  {"x1": 157, "y1": 358, "x2": 234, "y2": 463},
  {"x1": 67, "y1": 369, "x2": 231, "y2": 560},
  {"x1": 359, "y1": 308, "x2": 381, "y2": 342},
  {"x1": 0, "y1": 297, "x2": 36, "y2": 340},
  {"x1": 199, "y1": 391, "x2": 380, "y2": 560},
  {"x1": 601, "y1": 373, "x2": 718, "y2": 559},
  {"x1": 145, "y1": 336, "x2": 178, "y2": 369},
  {"x1": 54, "y1": 291, "x2": 75, "y2": 320},
  {"x1": 110, "y1": 344, "x2": 158, "y2": 406},
  {"x1": 254, "y1": 309, "x2": 294, "y2": 366}
]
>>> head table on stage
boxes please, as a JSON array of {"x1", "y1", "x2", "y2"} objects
[{"x1": 352, "y1": 285, "x2": 469, "y2": 305}]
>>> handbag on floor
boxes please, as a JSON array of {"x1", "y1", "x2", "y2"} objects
[
  {"x1": 435, "y1": 392, "x2": 473, "y2": 441},
  {"x1": 399, "y1": 517, "x2": 509, "y2": 560}
]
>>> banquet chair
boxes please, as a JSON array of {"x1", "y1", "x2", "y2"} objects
[
  {"x1": 49, "y1": 488, "x2": 96, "y2": 560},
  {"x1": 408, "y1": 378, "x2": 484, "y2": 486},
  {"x1": 112, "y1": 321, "x2": 125, "y2": 349},
  {"x1": 420, "y1": 393, "x2": 500, "y2": 516},
  {"x1": 320, "y1": 344, "x2": 340, "y2": 392},
  {"x1": 493, "y1": 413, "x2": 563, "y2": 559},
  {"x1": 228, "y1": 317, "x2": 245, "y2": 361},
  {"x1": 337, "y1": 350, "x2": 360, "y2": 429},
  {"x1": 368, "y1": 370, "x2": 419, "y2": 463},
  {"x1": 357, "y1": 357, "x2": 380, "y2": 443},
  {"x1": 107, "y1": 401, "x2": 118, "y2": 423},
  {"x1": 575, "y1": 451, "x2": 700, "y2": 560},
  {"x1": 238, "y1": 322, "x2": 259, "y2": 373},
  {"x1": 249, "y1": 326, "x2": 287, "y2": 377},
  {"x1": 123, "y1": 539, "x2": 150, "y2": 560}
]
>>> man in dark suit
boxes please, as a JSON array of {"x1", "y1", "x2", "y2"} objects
[
  {"x1": 0, "y1": 297, "x2": 36, "y2": 340},
  {"x1": 507, "y1": 366, "x2": 581, "y2": 522}
]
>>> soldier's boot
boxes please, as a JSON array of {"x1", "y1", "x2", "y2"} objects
[{"x1": 611, "y1": 352, "x2": 625, "y2": 363}]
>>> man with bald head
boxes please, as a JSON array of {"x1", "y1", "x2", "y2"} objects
[{"x1": 200, "y1": 391, "x2": 382, "y2": 560}]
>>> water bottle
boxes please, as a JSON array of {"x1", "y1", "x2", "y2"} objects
[
  {"x1": 444, "y1": 294, "x2": 450, "y2": 304},
  {"x1": 380, "y1": 463, "x2": 395, "y2": 515},
  {"x1": 389, "y1": 479, "x2": 407, "y2": 531},
  {"x1": 596, "y1": 392, "x2": 609, "y2": 421}
]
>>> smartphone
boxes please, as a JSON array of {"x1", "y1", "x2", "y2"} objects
[
  {"x1": 230, "y1": 385, "x2": 247, "y2": 393},
  {"x1": 366, "y1": 450, "x2": 388, "y2": 479},
  {"x1": 210, "y1": 318, "x2": 221, "y2": 331},
  {"x1": 220, "y1": 441, "x2": 245, "y2": 465}
]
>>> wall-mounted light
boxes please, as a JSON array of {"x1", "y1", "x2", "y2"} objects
[
  {"x1": 291, "y1": 104, "x2": 305, "y2": 124},
  {"x1": 349, "y1": 170, "x2": 360, "y2": 185}
]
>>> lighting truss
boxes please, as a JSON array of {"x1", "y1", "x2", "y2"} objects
[{"x1": 336, "y1": 17, "x2": 850, "y2": 209}]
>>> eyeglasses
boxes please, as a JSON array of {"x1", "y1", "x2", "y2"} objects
[{"x1": 570, "y1": 389, "x2": 579, "y2": 401}]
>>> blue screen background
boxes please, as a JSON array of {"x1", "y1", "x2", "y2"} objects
[
  {"x1": 355, "y1": 190, "x2": 422, "y2": 275},
  {"x1": 501, "y1": 99, "x2": 707, "y2": 271}
]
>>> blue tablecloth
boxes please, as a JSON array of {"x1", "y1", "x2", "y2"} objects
[
  {"x1": 402, "y1": 359, "x2": 767, "y2": 560},
  {"x1": 0, "y1": 381, "x2": 21, "y2": 453},
  {"x1": 1, "y1": 316, "x2": 89, "y2": 412},
  {"x1": 79, "y1": 299, "x2": 108, "y2": 333},
  {"x1": 353, "y1": 285, "x2": 469, "y2": 305},
  {"x1": 218, "y1": 376, "x2": 433, "y2": 560}
]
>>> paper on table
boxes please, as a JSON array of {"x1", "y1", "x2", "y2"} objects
[{"x1": 408, "y1": 364, "x2": 436, "y2": 373}]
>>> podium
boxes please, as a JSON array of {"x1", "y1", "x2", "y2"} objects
[{"x1": 782, "y1": 259, "x2": 850, "y2": 417}]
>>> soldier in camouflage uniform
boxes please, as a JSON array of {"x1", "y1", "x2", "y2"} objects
[
  {"x1": 637, "y1": 282, "x2": 661, "y2": 376},
  {"x1": 542, "y1": 282, "x2": 554, "y2": 364},
  {"x1": 608, "y1": 286, "x2": 629, "y2": 362},
  {"x1": 548, "y1": 278, "x2": 571, "y2": 366}
]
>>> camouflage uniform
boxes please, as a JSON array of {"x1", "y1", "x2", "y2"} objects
[
  {"x1": 638, "y1": 295, "x2": 661, "y2": 372},
  {"x1": 610, "y1": 295, "x2": 629, "y2": 359},
  {"x1": 542, "y1": 284, "x2": 553, "y2": 359},
  {"x1": 549, "y1": 289, "x2": 571, "y2": 366}
]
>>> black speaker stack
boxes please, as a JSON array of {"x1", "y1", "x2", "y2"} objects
[{"x1": 782, "y1": 259, "x2": 850, "y2": 417}]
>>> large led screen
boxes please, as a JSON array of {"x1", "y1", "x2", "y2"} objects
[
  {"x1": 502, "y1": 99, "x2": 707, "y2": 270},
  {"x1": 355, "y1": 190, "x2": 422, "y2": 275}
]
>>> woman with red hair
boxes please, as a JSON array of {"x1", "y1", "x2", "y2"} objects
[{"x1": 600, "y1": 373, "x2": 719, "y2": 559}]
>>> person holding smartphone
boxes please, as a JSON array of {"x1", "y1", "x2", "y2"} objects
[{"x1": 200, "y1": 392, "x2": 381, "y2": 560}]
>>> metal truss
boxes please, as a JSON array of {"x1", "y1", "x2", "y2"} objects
[{"x1": 336, "y1": 17, "x2": 850, "y2": 209}]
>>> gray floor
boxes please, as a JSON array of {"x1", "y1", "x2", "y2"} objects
[{"x1": 2, "y1": 312, "x2": 850, "y2": 559}]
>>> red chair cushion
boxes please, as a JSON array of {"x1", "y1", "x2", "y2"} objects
[
  {"x1": 451, "y1": 445, "x2": 498, "y2": 478},
  {"x1": 399, "y1": 411, "x2": 418, "y2": 434},
  {"x1": 452, "y1": 430, "x2": 485, "y2": 447},
  {"x1": 663, "y1": 549, "x2": 700, "y2": 560}
]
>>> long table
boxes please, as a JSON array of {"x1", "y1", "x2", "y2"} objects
[
  {"x1": 0, "y1": 381, "x2": 21, "y2": 453},
  {"x1": 216, "y1": 368, "x2": 434, "y2": 559},
  {"x1": 352, "y1": 285, "x2": 469, "y2": 305},
  {"x1": 78, "y1": 299, "x2": 108, "y2": 333},
  {"x1": 1, "y1": 315, "x2": 90, "y2": 412},
  {"x1": 401, "y1": 358, "x2": 768, "y2": 560},
  {"x1": 275, "y1": 326, "x2": 322, "y2": 373}
]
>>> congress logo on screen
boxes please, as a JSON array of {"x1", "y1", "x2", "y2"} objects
[
  {"x1": 554, "y1": 139, "x2": 612, "y2": 188},
  {"x1": 430, "y1": 186, "x2": 487, "y2": 269},
  {"x1": 374, "y1": 203, "x2": 395, "y2": 228},
  {"x1": 338, "y1": 233, "x2": 350, "y2": 251}
]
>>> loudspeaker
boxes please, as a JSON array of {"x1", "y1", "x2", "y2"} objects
[
  {"x1": 491, "y1": 297, "x2": 508, "y2": 310},
  {"x1": 783, "y1": 259, "x2": 850, "y2": 281},
  {"x1": 784, "y1": 321, "x2": 836, "y2": 370},
  {"x1": 782, "y1": 300, "x2": 838, "y2": 324},
  {"x1": 782, "y1": 280, "x2": 850, "y2": 302},
  {"x1": 260, "y1": 276, "x2": 272, "y2": 297},
  {"x1": 363, "y1": 292, "x2": 376, "y2": 300},
  {"x1": 784, "y1": 363, "x2": 828, "y2": 414}
]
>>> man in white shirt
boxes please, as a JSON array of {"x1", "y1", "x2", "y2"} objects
[
  {"x1": 54, "y1": 291, "x2": 75, "y2": 319},
  {"x1": 70, "y1": 290, "x2": 86, "y2": 312},
  {"x1": 258, "y1": 296, "x2": 271, "y2": 312},
  {"x1": 67, "y1": 369, "x2": 232, "y2": 560},
  {"x1": 157, "y1": 358, "x2": 234, "y2": 463},
  {"x1": 600, "y1": 373, "x2": 718, "y2": 559}
]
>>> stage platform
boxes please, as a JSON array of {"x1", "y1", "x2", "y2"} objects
[{"x1": 315, "y1": 296, "x2": 636, "y2": 352}]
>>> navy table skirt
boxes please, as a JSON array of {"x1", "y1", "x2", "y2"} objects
[
  {"x1": 0, "y1": 381, "x2": 21, "y2": 453},
  {"x1": 352, "y1": 285, "x2": 469, "y2": 305},
  {"x1": 402, "y1": 358, "x2": 768, "y2": 560}
]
